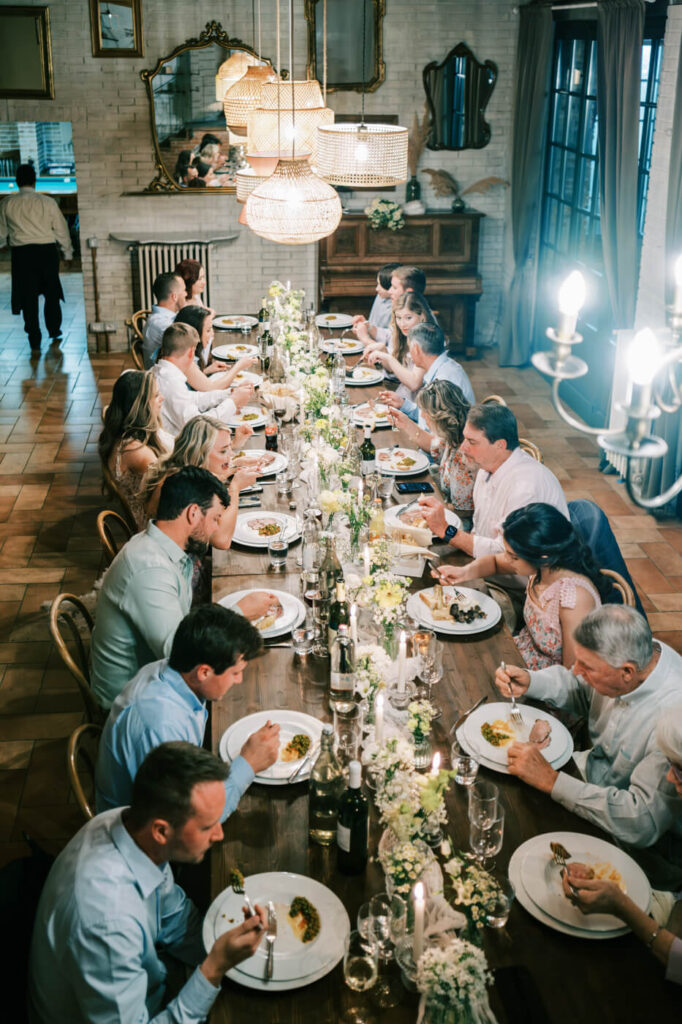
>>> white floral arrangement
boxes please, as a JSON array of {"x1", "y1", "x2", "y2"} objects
[
  {"x1": 365, "y1": 198, "x2": 405, "y2": 232},
  {"x1": 376, "y1": 767, "x2": 453, "y2": 843},
  {"x1": 355, "y1": 643, "x2": 392, "y2": 700},
  {"x1": 443, "y1": 855, "x2": 504, "y2": 927},
  {"x1": 299, "y1": 366, "x2": 331, "y2": 417},
  {"x1": 361, "y1": 734, "x2": 416, "y2": 776},
  {"x1": 265, "y1": 280, "x2": 305, "y2": 324},
  {"x1": 416, "y1": 940, "x2": 496, "y2": 1024},
  {"x1": 354, "y1": 569, "x2": 411, "y2": 626},
  {"x1": 407, "y1": 699, "x2": 437, "y2": 745},
  {"x1": 379, "y1": 837, "x2": 433, "y2": 895}
]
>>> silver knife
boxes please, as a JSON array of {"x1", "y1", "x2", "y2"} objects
[
  {"x1": 450, "y1": 695, "x2": 488, "y2": 738},
  {"x1": 264, "y1": 901, "x2": 277, "y2": 981},
  {"x1": 288, "y1": 741, "x2": 319, "y2": 783}
]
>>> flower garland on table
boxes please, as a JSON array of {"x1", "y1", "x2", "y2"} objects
[
  {"x1": 375, "y1": 767, "x2": 454, "y2": 844},
  {"x1": 443, "y1": 854, "x2": 504, "y2": 936},
  {"x1": 351, "y1": 569, "x2": 411, "y2": 636},
  {"x1": 354, "y1": 643, "x2": 392, "y2": 703},
  {"x1": 264, "y1": 280, "x2": 305, "y2": 324},
  {"x1": 365, "y1": 198, "x2": 405, "y2": 232},
  {"x1": 407, "y1": 699, "x2": 438, "y2": 745},
  {"x1": 379, "y1": 838, "x2": 434, "y2": 897},
  {"x1": 416, "y1": 940, "x2": 496, "y2": 1024}
]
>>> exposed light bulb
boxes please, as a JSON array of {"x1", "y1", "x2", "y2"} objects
[
  {"x1": 558, "y1": 270, "x2": 586, "y2": 316},
  {"x1": 627, "y1": 328, "x2": 661, "y2": 387},
  {"x1": 356, "y1": 142, "x2": 369, "y2": 163}
]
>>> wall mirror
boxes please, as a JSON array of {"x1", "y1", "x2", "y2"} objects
[
  {"x1": 423, "y1": 43, "x2": 497, "y2": 150},
  {"x1": 140, "y1": 22, "x2": 274, "y2": 194},
  {"x1": 89, "y1": 0, "x2": 144, "y2": 58},
  {"x1": 304, "y1": 0, "x2": 385, "y2": 93},
  {"x1": 0, "y1": 6, "x2": 54, "y2": 100}
]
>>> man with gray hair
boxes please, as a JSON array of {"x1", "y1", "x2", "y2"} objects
[{"x1": 496, "y1": 605, "x2": 682, "y2": 888}]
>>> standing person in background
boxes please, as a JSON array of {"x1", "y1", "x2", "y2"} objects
[
  {"x1": 352, "y1": 262, "x2": 401, "y2": 333},
  {"x1": 0, "y1": 163, "x2": 73, "y2": 355},
  {"x1": 353, "y1": 265, "x2": 426, "y2": 348},
  {"x1": 142, "y1": 272, "x2": 186, "y2": 368}
]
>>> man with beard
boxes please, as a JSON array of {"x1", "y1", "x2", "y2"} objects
[{"x1": 90, "y1": 466, "x2": 273, "y2": 708}]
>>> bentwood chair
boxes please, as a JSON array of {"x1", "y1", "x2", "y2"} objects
[
  {"x1": 126, "y1": 309, "x2": 151, "y2": 369},
  {"x1": 96, "y1": 509, "x2": 132, "y2": 564},
  {"x1": 49, "y1": 594, "x2": 104, "y2": 724},
  {"x1": 101, "y1": 461, "x2": 138, "y2": 532},
  {"x1": 518, "y1": 438, "x2": 544, "y2": 463},
  {"x1": 601, "y1": 569, "x2": 636, "y2": 608},
  {"x1": 481, "y1": 394, "x2": 508, "y2": 406},
  {"x1": 66, "y1": 723, "x2": 103, "y2": 820}
]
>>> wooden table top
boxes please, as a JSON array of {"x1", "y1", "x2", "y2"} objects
[{"x1": 207, "y1": 372, "x2": 678, "y2": 1023}]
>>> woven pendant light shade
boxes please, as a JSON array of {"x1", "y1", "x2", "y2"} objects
[
  {"x1": 224, "y1": 65, "x2": 278, "y2": 135},
  {"x1": 248, "y1": 106, "x2": 333, "y2": 161},
  {"x1": 245, "y1": 158, "x2": 342, "y2": 245},
  {"x1": 316, "y1": 123, "x2": 409, "y2": 187},
  {"x1": 215, "y1": 52, "x2": 259, "y2": 103},
  {"x1": 236, "y1": 156, "x2": 279, "y2": 203},
  {"x1": 260, "y1": 80, "x2": 325, "y2": 109}
]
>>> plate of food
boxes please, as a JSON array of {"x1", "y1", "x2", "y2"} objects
[
  {"x1": 376, "y1": 447, "x2": 430, "y2": 476},
  {"x1": 212, "y1": 314, "x2": 259, "y2": 331},
  {"x1": 407, "y1": 584, "x2": 502, "y2": 636},
  {"x1": 231, "y1": 449, "x2": 288, "y2": 477},
  {"x1": 211, "y1": 342, "x2": 260, "y2": 361},
  {"x1": 232, "y1": 511, "x2": 301, "y2": 547},
  {"x1": 219, "y1": 588, "x2": 305, "y2": 639},
  {"x1": 203, "y1": 871, "x2": 350, "y2": 989},
  {"x1": 512, "y1": 833, "x2": 650, "y2": 938},
  {"x1": 315, "y1": 312, "x2": 354, "y2": 330},
  {"x1": 225, "y1": 405, "x2": 268, "y2": 429},
  {"x1": 346, "y1": 365, "x2": 385, "y2": 387},
  {"x1": 218, "y1": 709, "x2": 323, "y2": 784},
  {"x1": 227, "y1": 369, "x2": 262, "y2": 388},
  {"x1": 385, "y1": 503, "x2": 462, "y2": 533},
  {"x1": 352, "y1": 401, "x2": 392, "y2": 428},
  {"x1": 460, "y1": 701, "x2": 572, "y2": 767},
  {"x1": 320, "y1": 337, "x2": 364, "y2": 356}
]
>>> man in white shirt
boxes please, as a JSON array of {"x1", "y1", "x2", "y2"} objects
[
  {"x1": 496, "y1": 606, "x2": 682, "y2": 889},
  {"x1": 142, "y1": 271, "x2": 187, "y2": 368},
  {"x1": 420, "y1": 401, "x2": 568, "y2": 558},
  {"x1": 0, "y1": 163, "x2": 73, "y2": 354},
  {"x1": 152, "y1": 322, "x2": 253, "y2": 436}
]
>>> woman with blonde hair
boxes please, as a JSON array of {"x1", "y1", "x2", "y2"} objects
[
  {"x1": 144, "y1": 416, "x2": 259, "y2": 548},
  {"x1": 98, "y1": 371, "x2": 172, "y2": 528},
  {"x1": 367, "y1": 291, "x2": 437, "y2": 404}
]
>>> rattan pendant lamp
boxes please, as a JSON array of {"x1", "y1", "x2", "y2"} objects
[
  {"x1": 316, "y1": 0, "x2": 408, "y2": 187},
  {"x1": 244, "y1": 0, "x2": 341, "y2": 245},
  {"x1": 223, "y1": 1, "x2": 278, "y2": 136}
]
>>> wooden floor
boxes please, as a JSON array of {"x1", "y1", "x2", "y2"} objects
[{"x1": 0, "y1": 271, "x2": 681, "y2": 871}]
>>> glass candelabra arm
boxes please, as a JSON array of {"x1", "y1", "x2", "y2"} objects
[
  {"x1": 652, "y1": 350, "x2": 682, "y2": 415},
  {"x1": 625, "y1": 454, "x2": 682, "y2": 510},
  {"x1": 550, "y1": 379, "x2": 623, "y2": 438}
]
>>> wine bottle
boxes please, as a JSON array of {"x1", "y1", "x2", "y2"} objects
[
  {"x1": 309, "y1": 725, "x2": 345, "y2": 846},
  {"x1": 258, "y1": 300, "x2": 268, "y2": 323},
  {"x1": 330, "y1": 624, "x2": 355, "y2": 709},
  {"x1": 259, "y1": 329, "x2": 272, "y2": 374},
  {"x1": 360, "y1": 424, "x2": 376, "y2": 476},
  {"x1": 301, "y1": 509, "x2": 321, "y2": 572},
  {"x1": 337, "y1": 760, "x2": 369, "y2": 874},
  {"x1": 319, "y1": 533, "x2": 342, "y2": 603},
  {"x1": 328, "y1": 579, "x2": 350, "y2": 649},
  {"x1": 368, "y1": 497, "x2": 385, "y2": 541},
  {"x1": 269, "y1": 343, "x2": 286, "y2": 383}
]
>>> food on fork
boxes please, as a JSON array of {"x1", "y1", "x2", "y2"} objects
[
  {"x1": 229, "y1": 867, "x2": 245, "y2": 892},
  {"x1": 288, "y1": 896, "x2": 321, "y2": 942},
  {"x1": 529, "y1": 719, "x2": 552, "y2": 749},
  {"x1": 400, "y1": 506, "x2": 429, "y2": 528},
  {"x1": 281, "y1": 734, "x2": 312, "y2": 762}
]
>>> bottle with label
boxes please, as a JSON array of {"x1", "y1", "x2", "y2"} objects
[
  {"x1": 360, "y1": 424, "x2": 376, "y2": 476},
  {"x1": 319, "y1": 533, "x2": 342, "y2": 603},
  {"x1": 258, "y1": 300, "x2": 268, "y2": 323},
  {"x1": 264, "y1": 411, "x2": 278, "y2": 452},
  {"x1": 301, "y1": 509, "x2": 321, "y2": 572},
  {"x1": 330, "y1": 624, "x2": 355, "y2": 708},
  {"x1": 258, "y1": 329, "x2": 272, "y2": 374},
  {"x1": 337, "y1": 760, "x2": 369, "y2": 874},
  {"x1": 328, "y1": 579, "x2": 350, "y2": 649},
  {"x1": 269, "y1": 342, "x2": 286, "y2": 383},
  {"x1": 309, "y1": 725, "x2": 345, "y2": 846},
  {"x1": 368, "y1": 497, "x2": 385, "y2": 542}
]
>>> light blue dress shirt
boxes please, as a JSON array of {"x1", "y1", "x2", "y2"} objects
[
  {"x1": 368, "y1": 294, "x2": 393, "y2": 330},
  {"x1": 143, "y1": 305, "x2": 177, "y2": 368},
  {"x1": 401, "y1": 351, "x2": 475, "y2": 424},
  {"x1": 90, "y1": 523, "x2": 195, "y2": 710},
  {"x1": 95, "y1": 659, "x2": 254, "y2": 819},
  {"x1": 28, "y1": 809, "x2": 219, "y2": 1024}
]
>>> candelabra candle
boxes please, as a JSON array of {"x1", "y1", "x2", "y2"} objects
[
  {"x1": 363, "y1": 544, "x2": 370, "y2": 578},
  {"x1": 350, "y1": 603, "x2": 358, "y2": 644},
  {"x1": 430, "y1": 752, "x2": 441, "y2": 776},
  {"x1": 556, "y1": 270, "x2": 586, "y2": 341},
  {"x1": 412, "y1": 882, "x2": 425, "y2": 962},
  {"x1": 374, "y1": 692, "x2": 384, "y2": 745},
  {"x1": 397, "y1": 631, "x2": 407, "y2": 693}
]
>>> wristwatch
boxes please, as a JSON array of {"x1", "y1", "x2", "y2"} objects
[{"x1": 444, "y1": 524, "x2": 458, "y2": 542}]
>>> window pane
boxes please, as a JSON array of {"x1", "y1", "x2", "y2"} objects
[
  {"x1": 549, "y1": 145, "x2": 563, "y2": 196},
  {"x1": 566, "y1": 94, "x2": 581, "y2": 150},
  {"x1": 556, "y1": 39, "x2": 571, "y2": 92},
  {"x1": 586, "y1": 40, "x2": 597, "y2": 96},
  {"x1": 553, "y1": 93, "x2": 569, "y2": 145},
  {"x1": 562, "y1": 151, "x2": 577, "y2": 200},
  {"x1": 582, "y1": 98, "x2": 598, "y2": 155}
]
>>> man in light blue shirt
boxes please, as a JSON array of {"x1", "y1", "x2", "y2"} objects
[
  {"x1": 90, "y1": 466, "x2": 229, "y2": 709},
  {"x1": 29, "y1": 742, "x2": 267, "y2": 1024},
  {"x1": 96, "y1": 604, "x2": 280, "y2": 818},
  {"x1": 143, "y1": 271, "x2": 186, "y2": 368},
  {"x1": 496, "y1": 606, "x2": 682, "y2": 889}
]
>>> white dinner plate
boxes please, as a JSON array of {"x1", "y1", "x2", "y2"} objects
[
  {"x1": 384, "y1": 504, "x2": 462, "y2": 533},
  {"x1": 225, "y1": 405, "x2": 269, "y2": 429},
  {"x1": 232, "y1": 510, "x2": 301, "y2": 547},
  {"x1": 211, "y1": 342, "x2": 260, "y2": 361},
  {"x1": 520, "y1": 832, "x2": 651, "y2": 933},
  {"x1": 203, "y1": 872, "x2": 350, "y2": 990},
  {"x1": 406, "y1": 585, "x2": 502, "y2": 636},
  {"x1": 213, "y1": 314, "x2": 259, "y2": 331},
  {"x1": 320, "y1": 337, "x2": 364, "y2": 356},
  {"x1": 375, "y1": 447, "x2": 430, "y2": 476},
  {"x1": 226, "y1": 369, "x2": 262, "y2": 388},
  {"x1": 218, "y1": 588, "x2": 305, "y2": 640},
  {"x1": 316, "y1": 313, "x2": 354, "y2": 329},
  {"x1": 352, "y1": 401, "x2": 392, "y2": 428},
  {"x1": 461, "y1": 701, "x2": 572, "y2": 767},
  {"x1": 219, "y1": 709, "x2": 324, "y2": 783},
  {"x1": 231, "y1": 450, "x2": 287, "y2": 477},
  {"x1": 346, "y1": 365, "x2": 385, "y2": 386}
]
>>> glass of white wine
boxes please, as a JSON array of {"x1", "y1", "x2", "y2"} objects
[{"x1": 341, "y1": 929, "x2": 379, "y2": 1024}]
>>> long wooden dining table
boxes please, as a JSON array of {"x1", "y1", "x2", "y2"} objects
[{"x1": 208, "y1": 352, "x2": 678, "y2": 1023}]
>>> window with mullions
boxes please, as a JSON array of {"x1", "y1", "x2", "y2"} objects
[{"x1": 638, "y1": 39, "x2": 664, "y2": 237}]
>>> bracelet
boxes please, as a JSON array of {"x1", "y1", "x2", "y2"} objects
[{"x1": 645, "y1": 924, "x2": 661, "y2": 949}]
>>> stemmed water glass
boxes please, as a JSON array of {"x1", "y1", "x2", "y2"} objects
[
  {"x1": 468, "y1": 781, "x2": 499, "y2": 828},
  {"x1": 469, "y1": 808, "x2": 505, "y2": 870},
  {"x1": 341, "y1": 930, "x2": 379, "y2": 1024},
  {"x1": 417, "y1": 639, "x2": 444, "y2": 718},
  {"x1": 367, "y1": 893, "x2": 403, "y2": 1009}
]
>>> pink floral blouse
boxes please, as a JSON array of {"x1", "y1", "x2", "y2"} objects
[
  {"x1": 431, "y1": 439, "x2": 476, "y2": 513},
  {"x1": 514, "y1": 575, "x2": 601, "y2": 670}
]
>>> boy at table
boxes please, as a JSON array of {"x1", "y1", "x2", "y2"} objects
[
  {"x1": 95, "y1": 604, "x2": 280, "y2": 818},
  {"x1": 353, "y1": 264, "x2": 426, "y2": 348}
]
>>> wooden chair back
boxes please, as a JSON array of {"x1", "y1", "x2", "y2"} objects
[
  {"x1": 601, "y1": 569, "x2": 636, "y2": 607},
  {"x1": 66, "y1": 724, "x2": 102, "y2": 821},
  {"x1": 101, "y1": 460, "x2": 138, "y2": 532},
  {"x1": 518, "y1": 438, "x2": 543, "y2": 462},
  {"x1": 97, "y1": 509, "x2": 132, "y2": 564},
  {"x1": 480, "y1": 394, "x2": 508, "y2": 406},
  {"x1": 126, "y1": 309, "x2": 151, "y2": 369},
  {"x1": 49, "y1": 594, "x2": 103, "y2": 724}
]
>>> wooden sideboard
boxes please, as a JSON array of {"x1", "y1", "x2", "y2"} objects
[{"x1": 318, "y1": 209, "x2": 484, "y2": 357}]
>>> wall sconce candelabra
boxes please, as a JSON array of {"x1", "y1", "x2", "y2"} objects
[{"x1": 532, "y1": 257, "x2": 682, "y2": 511}]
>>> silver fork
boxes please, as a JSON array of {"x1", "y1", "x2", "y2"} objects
[
  {"x1": 550, "y1": 842, "x2": 580, "y2": 899},
  {"x1": 264, "y1": 901, "x2": 277, "y2": 982},
  {"x1": 501, "y1": 660, "x2": 524, "y2": 727}
]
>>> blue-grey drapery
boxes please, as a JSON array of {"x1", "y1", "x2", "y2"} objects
[
  {"x1": 596, "y1": 0, "x2": 645, "y2": 329},
  {"x1": 498, "y1": 3, "x2": 554, "y2": 366},
  {"x1": 642, "y1": 27, "x2": 682, "y2": 510}
]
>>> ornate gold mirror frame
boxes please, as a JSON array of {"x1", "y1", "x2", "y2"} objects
[
  {"x1": 304, "y1": 0, "x2": 385, "y2": 93},
  {"x1": 140, "y1": 21, "x2": 275, "y2": 194}
]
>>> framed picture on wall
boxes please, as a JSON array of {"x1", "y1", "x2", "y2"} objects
[
  {"x1": 0, "y1": 6, "x2": 54, "y2": 100},
  {"x1": 89, "y1": 0, "x2": 144, "y2": 58}
]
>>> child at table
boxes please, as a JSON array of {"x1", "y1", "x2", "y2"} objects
[
  {"x1": 352, "y1": 262, "x2": 400, "y2": 334},
  {"x1": 353, "y1": 264, "x2": 426, "y2": 348}
]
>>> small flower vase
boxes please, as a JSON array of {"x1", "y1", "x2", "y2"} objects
[
  {"x1": 423, "y1": 1002, "x2": 461, "y2": 1024},
  {"x1": 462, "y1": 915, "x2": 484, "y2": 948},
  {"x1": 406, "y1": 175, "x2": 421, "y2": 202},
  {"x1": 413, "y1": 735, "x2": 433, "y2": 771},
  {"x1": 381, "y1": 621, "x2": 396, "y2": 657}
]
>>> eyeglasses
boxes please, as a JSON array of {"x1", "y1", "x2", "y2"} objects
[{"x1": 669, "y1": 762, "x2": 682, "y2": 784}]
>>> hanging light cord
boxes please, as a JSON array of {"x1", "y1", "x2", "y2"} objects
[
  {"x1": 323, "y1": 0, "x2": 327, "y2": 105},
  {"x1": 289, "y1": 0, "x2": 296, "y2": 160},
  {"x1": 252, "y1": 0, "x2": 256, "y2": 55},
  {"x1": 257, "y1": 0, "x2": 262, "y2": 60},
  {"x1": 277, "y1": 0, "x2": 281, "y2": 160},
  {"x1": 361, "y1": 0, "x2": 367, "y2": 125}
]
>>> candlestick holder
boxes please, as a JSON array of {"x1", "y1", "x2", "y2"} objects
[
  {"x1": 388, "y1": 680, "x2": 416, "y2": 711},
  {"x1": 393, "y1": 936, "x2": 418, "y2": 991}
]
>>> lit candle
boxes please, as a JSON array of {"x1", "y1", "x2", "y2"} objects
[
  {"x1": 397, "y1": 631, "x2": 407, "y2": 693},
  {"x1": 626, "y1": 327, "x2": 661, "y2": 416},
  {"x1": 430, "y1": 751, "x2": 441, "y2": 776},
  {"x1": 556, "y1": 270, "x2": 586, "y2": 341},
  {"x1": 674, "y1": 254, "x2": 682, "y2": 314},
  {"x1": 350, "y1": 603, "x2": 358, "y2": 644},
  {"x1": 363, "y1": 544, "x2": 370, "y2": 578},
  {"x1": 358, "y1": 478, "x2": 364, "y2": 504},
  {"x1": 413, "y1": 881, "x2": 425, "y2": 962},
  {"x1": 286, "y1": 279, "x2": 291, "y2": 291},
  {"x1": 374, "y1": 692, "x2": 384, "y2": 745}
]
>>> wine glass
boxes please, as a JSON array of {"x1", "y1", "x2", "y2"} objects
[
  {"x1": 341, "y1": 930, "x2": 379, "y2": 1024},
  {"x1": 418, "y1": 639, "x2": 443, "y2": 718},
  {"x1": 468, "y1": 781, "x2": 499, "y2": 827},
  {"x1": 469, "y1": 808, "x2": 505, "y2": 869},
  {"x1": 367, "y1": 893, "x2": 402, "y2": 1009}
]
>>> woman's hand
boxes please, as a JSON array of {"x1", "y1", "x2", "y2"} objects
[
  {"x1": 386, "y1": 408, "x2": 413, "y2": 433},
  {"x1": 378, "y1": 391, "x2": 404, "y2": 410},
  {"x1": 561, "y1": 872, "x2": 628, "y2": 917},
  {"x1": 230, "y1": 467, "x2": 259, "y2": 492},
  {"x1": 233, "y1": 425, "x2": 254, "y2": 447},
  {"x1": 368, "y1": 349, "x2": 391, "y2": 367},
  {"x1": 352, "y1": 314, "x2": 367, "y2": 327},
  {"x1": 234, "y1": 355, "x2": 259, "y2": 374},
  {"x1": 430, "y1": 564, "x2": 468, "y2": 586}
]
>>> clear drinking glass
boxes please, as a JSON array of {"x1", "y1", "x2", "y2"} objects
[
  {"x1": 468, "y1": 781, "x2": 499, "y2": 827},
  {"x1": 292, "y1": 625, "x2": 314, "y2": 655},
  {"x1": 485, "y1": 877, "x2": 515, "y2": 928},
  {"x1": 469, "y1": 808, "x2": 505, "y2": 869},
  {"x1": 268, "y1": 537, "x2": 288, "y2": 570},
  {"x1": 452, "y1": 750, "x2": 480, "y2": 787},
  {"x1": 357, "y1": 902, "x2": 371, "y2": 942},
  {"x1": 344, "y1": 929, "x2": 378, "y2": 991},
  {"x1": 379, "y1": 474, "x2": 395, "y2": 503},
  {"x1": 333, "y1": 703, "x2": 362, "y2": 770},
  {"x1": 418, "y1": 640, "x2": 443, "y2": 717},
  {"x1": 368, "y1": 893, "x2": 402, "y2": 1009},
  {"x1": 276, "y1": 469, "x2": 290, "y2": 498}
]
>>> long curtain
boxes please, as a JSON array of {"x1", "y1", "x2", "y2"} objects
[
  {"x1": 596, "y1": 0, "x2": 645, "y2": 329},
  {"x1": 498, "y1": 3, "x2": 554, "y2": 366},
  {"x1": 642, "y1": 27, "x2": 682, "y2": 509}
]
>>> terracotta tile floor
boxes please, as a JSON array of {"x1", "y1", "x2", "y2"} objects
[{"x1": 0, "y1": 271, "x2": 680, "y2": 870}]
